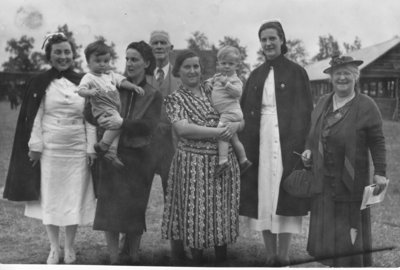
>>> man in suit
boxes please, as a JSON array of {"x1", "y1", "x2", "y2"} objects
[
  {"x1": 147, "y1": 30, "x2": 181, "y2": 195},
  {"x1": 148, "y1": 31, "x2": 185, "y2": 265}
]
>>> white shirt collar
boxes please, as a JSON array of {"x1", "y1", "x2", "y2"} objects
[{"x1": 154, "y1": 63, "x2": 170, "y2": 78}]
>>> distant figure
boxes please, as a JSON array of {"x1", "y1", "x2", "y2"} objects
[{"x1": 8, "y1": 85, "x2": 20, "y2": 110}]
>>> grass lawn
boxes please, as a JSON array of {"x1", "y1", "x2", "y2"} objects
[{"x1": 0, "y1": 100, "x2": 399, "y2": 267}]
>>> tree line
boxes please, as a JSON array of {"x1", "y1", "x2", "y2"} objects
[{"x1": 2, "y1": 24, "x2": 362, "y2": 78}]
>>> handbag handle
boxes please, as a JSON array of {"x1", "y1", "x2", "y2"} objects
[{"x1": 291, "y1": 151, "x2": 307, "y2": 171}]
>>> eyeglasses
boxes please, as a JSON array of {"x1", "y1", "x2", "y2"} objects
[{"x1": 41, "y1": 32, "x2": 67, "y2": 49}]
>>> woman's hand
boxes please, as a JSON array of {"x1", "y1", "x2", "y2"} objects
[
  {"x1": 98, "y1": 111, "x2": 123, "y2": 130},
  {"x1": 203, "y1": 80, "x2": 213, "y2": 92},
  {"x1": 87, "y1": 153, "x2": 97, "y2": 166},
  {"x1": 373, "y1": 175, "x2": 388, "y2": 195},
  {"x1": 28, "y1": 151, "x2": 41, "y2": 167},
  {"x1": 301, "y1": 149, "x2": 312, "y2": 168}
]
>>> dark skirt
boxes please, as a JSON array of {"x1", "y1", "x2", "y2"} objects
[
  {"x1": 93, "y1": 146, "x2": 155, "y2": 234},
  {"x1": 307, "y1": 176, "x2": 372, "y2": 267}
]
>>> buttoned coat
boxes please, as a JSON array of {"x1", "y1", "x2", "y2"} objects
[
  {"x1": 239, "y1": 55, "x2": 313, "y2": 218},
  {"x1": 92, "y1": 79, "x2": 162, "y2": 233}
]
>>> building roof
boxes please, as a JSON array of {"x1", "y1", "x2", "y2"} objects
[{"x1": 305, "y1": 36, "x2": 400, "y2": 81}]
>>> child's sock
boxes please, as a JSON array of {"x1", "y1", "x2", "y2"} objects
[
  {"x1": 108, "y1": 146, "x2": 117, "y2": 155},
  {"x1": 239, "y1": 157, "x2": 247, "y2": 164},
  {"x1": 219, "y1": 156, "x2": 228, "y2": 165},
  {"x1": 98, "y1": 141, "x2": 111, "y2": 151},
  {"x1": 94, "y1": 141, "x2": 111, "y2": 154}
]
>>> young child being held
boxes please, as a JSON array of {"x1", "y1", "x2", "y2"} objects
[
  {"x1": 209, "y1": 46, "x2": 252, "y2": 176},
  {"x1": 77, "y1": 40, "x2": 144, "y2": 168}
]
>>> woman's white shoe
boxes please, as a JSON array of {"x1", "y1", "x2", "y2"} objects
[
  {"x1": 46, "y1": 248, "x2": 60, "y2": 264},
  {"x1": 64, "y1": 248, "x2": 76, "y2": 264}
]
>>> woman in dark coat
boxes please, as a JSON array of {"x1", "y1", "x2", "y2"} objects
[
  {"x1": 301, "y1": 55, "x2": 388, "y2": 267},
  {"x1": 92, "y1": 41, "x2": 162, "y2": 264},
  {"x1": 4, "y1": 33, "x2": 96, "y2": 264},
  {"x1": 239, "y1": 20, "x2": 313, "y2": 266}
]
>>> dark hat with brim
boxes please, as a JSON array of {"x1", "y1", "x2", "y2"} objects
[{"x1": 323, "y1": 55, "x2": 363, "y2": 74}]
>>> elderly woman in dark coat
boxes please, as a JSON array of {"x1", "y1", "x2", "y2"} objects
[
  {"x1": 92, "y1": 41, "x2": 162, "y2": 264},
  {"x1": 239, "y1": 20, "x2": 313, "y2": 266},
  {"x1": 301, "y1": 55, "x2": 388, "y2": 267}
]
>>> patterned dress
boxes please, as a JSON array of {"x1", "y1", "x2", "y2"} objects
[{"x1": 161, "y1": 85, "x2": 241, "y2": 249}]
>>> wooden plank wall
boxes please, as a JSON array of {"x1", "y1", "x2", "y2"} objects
[{"x1": 362, "y1": 45, "x2": 400, "y2": 78}]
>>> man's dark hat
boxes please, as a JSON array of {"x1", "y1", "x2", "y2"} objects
[{"x1": 323, "y1": 55, "x2": 363, "y2": 74}]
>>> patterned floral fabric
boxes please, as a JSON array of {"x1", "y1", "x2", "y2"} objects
[{"x1": 161, "y1": 85, "x2": 241, "y2": 249}]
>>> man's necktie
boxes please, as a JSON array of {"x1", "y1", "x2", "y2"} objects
[{"x1": 156, "y1": 68, "x2": 164, "y2": 86}]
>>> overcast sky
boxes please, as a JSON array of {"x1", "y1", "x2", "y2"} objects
[{"x1": 1, "y1": 0, "x2": 400, "y2": 72}]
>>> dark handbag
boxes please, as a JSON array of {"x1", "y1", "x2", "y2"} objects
[
  {"x1": 283, "y1": 168, "x2": 315, "y2": 198},
  {"x1": 282, "y1": 153, "x2": 315, "y2": 198}
]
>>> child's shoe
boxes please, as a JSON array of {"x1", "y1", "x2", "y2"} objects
[
  {"x1": 104, "y1": 152, "x2": 125, "y2": 169},
  {"x1": 240, "y1": 160, "x2": 252, "y2": 176},
  {"x1": 215, "y1": 162, "x2": 229, "y2": 178},
  {"x1": 94, "y1": 141, "x2": 110, "y2": 155}
]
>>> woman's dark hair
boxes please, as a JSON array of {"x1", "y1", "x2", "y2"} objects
[
  {"x1": 84, "y1": 40, "x2": 111, "y2": 62},
  {"x1": 126, "y1": 41, "x2": 156, "y2": 76},
  {"x1": 258, "y1": 21, "x2": 288, "y2": 55},
  {"x1": 44, "y1": 34, "x2": 77, "y2": 61},
  {"x1": 172, "y1": 50, "x2": 200, "y2": 77}
]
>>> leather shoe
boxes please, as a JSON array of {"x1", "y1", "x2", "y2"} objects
[
  {"x1": 215, "y1": 162, "x2": 229, "y2": 178},
  {"x1": 240, "y1": 160, "x2": 252, "y2": 175},
  {"x1": 94, "y1": 142, "x2": 108, "y2": 155},
  {"x1": 103, "y1": 153, "x2": 125, "y2": 169}
]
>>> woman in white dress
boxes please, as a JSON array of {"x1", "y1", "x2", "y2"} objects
[
  {"x1": 4, "y1": 33, "x2": 96, "y2": 264},
  {"x1": 239, "y1": 20, "x2": 313, "y2": 266}
]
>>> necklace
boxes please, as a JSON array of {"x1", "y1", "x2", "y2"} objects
[{"x1": 333, "y1": 92, "x2": 355, "y2": 111}]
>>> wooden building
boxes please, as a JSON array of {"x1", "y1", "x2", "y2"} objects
[{"x1": 304, "y1": 36, "x2": 400, "y2": 120}]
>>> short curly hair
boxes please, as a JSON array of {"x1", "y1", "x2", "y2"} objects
[
  {"x1": 172, "y1": 50, "x2": 201, "y2": 77},
  {"x1": 44, "y1": 34, "x2": 77, "y2": 61},
  {"x1": 126, "y1": 41, "x2": 156, "y2": 76}
]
